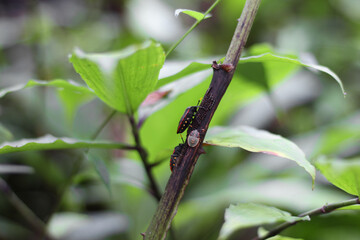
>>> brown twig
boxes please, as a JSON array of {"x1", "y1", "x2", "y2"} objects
[
  {"x1": 148, "y1": 157, "x2": 168, "y2": 169},
  {"x1": 128, "y1": 114, "x2": 162, "y2": 201},
  {"x1": 253, "y1": 197, "x2": 360, "y2": 240},
  {"x1": 144, "y1": 0, "x2": 262, "y2": 239}
]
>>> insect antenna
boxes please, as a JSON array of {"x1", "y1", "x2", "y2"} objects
[{"x1": 180, "y1": 134, "x2": 185, "y2": 143}]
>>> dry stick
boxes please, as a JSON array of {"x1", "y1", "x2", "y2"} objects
[
  {"x1": 0, "y1": 178, "x2": 54, "y2": 240},
  {"x1": 254, "y1": 197, "x2": 360, "y2": 240},
  {"x1": 144, "y1": 0, "x2": 261, "y2": 239}
]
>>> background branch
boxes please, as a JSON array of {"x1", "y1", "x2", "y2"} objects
[
  {"x1": 45, "y1": 110, "x2": 129, "y2": 222},
  {"x1": 128, "y1": 114, "x2": 162, "y2": 201},
  {"x1": 0, "y1": 178, "x2": 54, "y2": 240},
  {"x1": 254, "y1": 197, "x2": 360, "y2": 240},
  {"x1": 144, "y1": 0, "x2": 262, "y2": 239}
]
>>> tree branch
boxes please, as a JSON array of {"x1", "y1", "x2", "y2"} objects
[
  {"x1": 144, "y1": 0, "x2": 261, "y2": 239},
  {"x1": 0, "y1": 178, "x2": 54, "y2": 240},
  {"x1": 254, "y1": 197, "x2": 360, "y2": 240},
  {"x1": 128, "y1": 114, "x2": 162, "y2": 201}
]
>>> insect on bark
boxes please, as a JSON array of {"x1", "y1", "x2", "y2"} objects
[
  {"x1": 170, "y1": 143, "x2": 185, "y2": 172},
  {"x1": 177, "y1": 99, "x2": 203, "y2": 134},
  {"x1": 187, "y1": 129, "x2": 200, "y2": 147}
]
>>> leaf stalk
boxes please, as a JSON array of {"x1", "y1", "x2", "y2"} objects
[
  {"x1": 254, "y1": 197, "x2": 360, "y2": 240},
  {"x1": 165, "y1": 0, "x2": 222, "y2": 58}
]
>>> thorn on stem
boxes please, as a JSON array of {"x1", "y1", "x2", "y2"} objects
[
  {"x1": 211, "y1": 61, "x2": 234, "y2": 72},
  {"x1": 198, "y1": 147, "x2": 206, "y2": 155},
  {"x1": 321, "y1": 205, "x2": 326, "y2": 213},
  {"x1": 211, "y1": 61, "x2": 220, "y2": 70}
]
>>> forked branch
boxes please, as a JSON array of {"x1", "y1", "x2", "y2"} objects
[{"x1": 144, "y1": 0, "x2": 262, "y2": 239}]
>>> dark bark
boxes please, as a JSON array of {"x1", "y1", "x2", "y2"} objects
[{"x1": 144, "y1": 0, "x2": 262, "y2": 239}]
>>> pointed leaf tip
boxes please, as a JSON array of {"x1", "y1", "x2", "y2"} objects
[
  {"x1": 175, "y1": 9, "x2": 212, "y2": 21},
  {"x1": 240, "y1": 53, "x2": 346, "y2": 96},
  {"x1": 205, "y1": 126, "x2": 316, "y2": 185}
]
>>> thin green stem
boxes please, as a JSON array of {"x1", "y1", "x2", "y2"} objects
[
  {"x1": 90, "y1": 110, "x2": 117, "y2": 141},
  {"x1": 254, "y1": 197, "x2": 360, "y2": 240},
  {"x1": 165, "y1": 0, "x2": 222, "y2": 58},
  {"x1": 148, "y1": 157, "x2": 168, "y2": 169}
]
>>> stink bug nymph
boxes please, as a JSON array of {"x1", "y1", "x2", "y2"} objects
[
  {"x1": 177, "y1": 99, "x2": 202, "y2": 134},
  {"x1": 170, "y1": 143, "x2": 184, "y2": 172},
  {"x1": 187, "y1": 129, "x2": 200, "y2": 147}
]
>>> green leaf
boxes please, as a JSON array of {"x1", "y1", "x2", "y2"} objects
[
  {"x1": 0, "y1": 79, "x2": 96, "y2": 127},
  {"x1": 175, "y1": 9, "x2": 212, "y2": 21},
  {"x1": 315, "y1": 157, "x2": 360, "y2": 196},
  {"x1": 0, "y1": 79, "x2": 94, "y2": 98},
  {"x1": 218, "y1": 203, "x2": 309, "y2": 240},
  {"x1": 139, "y1": 44, "x2": 343, "y2": 162},
  {"x1": 57, "y1": 88, "x2": 95, "y2": 127},
  {"x1": 175, "y1": 178, "x2": 348, "y2": 233},
  {"x1": 156, "y1": 61, "x2": 210, "y2": 89},
  {"x1": 110, "y1": 159, "x2": 148, "y2": 191},
  {"x1": 240, "y1": 53, "x2": 346, "y2": 96},
  {"x1": 48, "y1": 213, "x2": 88, "y2": 238},
  {"x1": 205, "y1": 126, "x2": 316, "y2": 185},
  {"x1": 339, "y1": 205, "x2": 360, "y2": 210},
  {"x1": 156, "y1": 45, "x2": 345, "y2": 96},
  {"x1": 258, "y1": 227, "x2": 304, "y2": 240},
  {"x1": 0, "y1": 135, "x2": 129, "y2": 154},
  {"x1": 313, "y1": 125, "x2": 360, "y2": 157},
  {"x1": 48, "y1": 212, "x2": 128, "y2": 239},
  {"x1": 0, "y1": 123, "x2": 13, "y2": 143},
  {"x1": 0, "y1": 164, "x2": 34, "y2": 174},
  {"x1": 69, "y1": 41, "x2": 165, "y2": 114},
  {"x1": 87, "y1": 152, "x2": 111, "y2": 195},
  {"x1": 139, "y1": 69, "x2": 211, "y2": 126}
]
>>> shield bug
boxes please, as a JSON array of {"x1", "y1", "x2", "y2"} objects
[
  {"x1": 187, "y1": 129, "x2": 200, "y2": 147},
  {"x1": 170, "y1": 143, "x2": 184, "y2": 172},
  {"x1": 177, "y1": 99, "x2": 203, "y2": 134}
]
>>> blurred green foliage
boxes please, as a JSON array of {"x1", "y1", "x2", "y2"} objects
[{"x1": 0, "y1": 0, "x2": 359, "y2": 239}]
